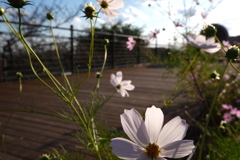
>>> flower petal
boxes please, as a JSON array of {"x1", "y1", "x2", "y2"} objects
[
  {"x1": 184, "y1": 34, "x2": 220, "y2": 53},
  {"x1": 110, "y1": 138, "x2": 146, "y2": 159},
  {"x1": 195, "y1": 35, "x2": 206, "y2": 43},
  {"x1": 203, "y1": 46, "x2": 220, "y2": 53},
  {"x1": 110, "y1": 73, "x2": 117, "y2": 87},
  {"x1": 121, "y1": 80, "x2": 131, "y2": 85},
  {"x1": 108, "y1": 0, "x2": 124, "y2": 9},
  {"x1": 121, "y1": 108, "x2": 150, "y2": 147},
  {"x1": 128, "y1": 36, "x2": 134, "y2": 41},
  {"x1": 101, "y1": 8, "x2": 120, "y2": 19},
  {"x1": 122, "y1": 81, "x2": 135, "y2": 91},
  {"x1": 157, "y1": 116, "x2": 188, "y2": 147},
  {"x1": 161, "y1": 140, "x2": 195, "y2": 158},
  {"x1": 116, "y1": 71, "x2": 123, "y2": 84},
  {"x1": 206, "y1": 37, "x2": 215, "y2": 44},
  {"x1": 145, "y1": 105, "x2": 164, "y2": 143},
  {"x1": 118, "y1": 88, "x2": 129, "y2": 97}
]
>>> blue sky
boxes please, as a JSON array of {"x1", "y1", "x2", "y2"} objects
[{"x1": 1, "y1": 0, "x2": 239, "y2": 46}]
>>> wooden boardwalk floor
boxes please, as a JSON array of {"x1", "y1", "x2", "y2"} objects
[{"x1": 0, "y1": 65, "x2": 199, "y2": 160}]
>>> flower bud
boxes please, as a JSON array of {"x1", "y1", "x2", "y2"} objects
[
  {"x1": 201, "y1": 24, "x2": 217, "y2": 38},
  {"x1": 0, "y1": 7, "x2": 5, "y2": 16},
  {"x1": 16, "y1": 72, "x2": 23, "y2": 78},
  {"x1": 38, "y1": 154, "x2": 52, "y2": 160},
  {"x1": 46, "y1": 12, "x2": 54, "y2": 20},
  {"x1": 6, "y1": 0, "x2": 32, "y2": 8},
  {"x1": 83, "y1": 2, "x2": 96, "y2": 19},
  {"x1": 96, "y1": 72, "x2": 102, "y2": 79},
  {"x1": 210, "y1": 70, "x2": 220, "y2": 80},
  {"x1": 225, "y1": 45, "x2": 239, "y2": 60},
  {"x1": 103, "y1": 38, "x2": 109, "y2": 45}
]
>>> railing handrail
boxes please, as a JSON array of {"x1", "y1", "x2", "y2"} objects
[{"x1": 0, "y1": 20, "x2": 146, "y2": 39}]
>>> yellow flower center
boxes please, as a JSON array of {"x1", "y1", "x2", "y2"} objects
[
  {"x1": 116, "y1": 84, "x2": 121, "y2": 89},
  {"x1": 145, "y1": 143, "x2": 161, "y2": 158},
  {"x1": 100, "y1": 0, "x2": 108, "y2": 9}
]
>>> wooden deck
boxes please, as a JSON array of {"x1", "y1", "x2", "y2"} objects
[{"x1": 0, "y1": 65, "x2": 199, "y2": 160}]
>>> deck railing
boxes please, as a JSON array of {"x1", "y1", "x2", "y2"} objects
[{"x1": 0, "y1": 20, "x2": 166, "y2": 82}]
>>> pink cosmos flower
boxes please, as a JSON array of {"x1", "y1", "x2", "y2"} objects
[
  {"x1": 236, "y1": 110, "x2": 240, "y2": 118},
  {"x1": 230, "y1": 107, "x2": 238, "y2": 115},
  {"x1": 222, "y1": 104, "x2": 233, "y2": 110},
  {"x1": 97, "y1": 0, "x2": 124, "y2": 19},
  {"x1": 201, "y1": 12, "x2": 207, "y2": 19},
  {"x1": 173, "y1": 21, "x2": 183, "y2": 27},
  {"x1": 110, "y1": 71, "x2": 135, "y2": 97},
  {"x1": 223, "y1": 113, "x2": 232, "y2": 122},
  {"x1": 110, "y1": 105, "x2": 195, "y2": 159},
  {"x1": 222, "y1": 40, "x2": 231, "y2": 48},
  {"x1": 224, "y1": 74, "x2": 230, "y2": 81},
  {"x1": 126, "y1": 36, "x2": 136, "y2": 51},
  {"x1": 184, "y1": 34, "x2": 221, "y2": 54},
  {"x1": 221, "y1": 40, "x2": 232, "y2": 53},
  {"x1": 150, "y1": 29, "x2": 160, "y2": 40}
]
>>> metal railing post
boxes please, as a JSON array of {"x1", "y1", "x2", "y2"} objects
[
  {"x1": 137, "y1": 36, "x2": 140, "y2": 64},
  {"x1": 0, "y1": 53, "x2": 3, "y2": 82},
  {"x1": 70, "y1": 25, "x2": 74, "y2": 73},
  {"x1": 111, "y1": 32, "x2": 115, "y2": 68}
]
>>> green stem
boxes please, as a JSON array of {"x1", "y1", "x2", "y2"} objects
[
  {"x1": 2, "y1": 14, "x2": 21, "y2": 39},
  {"x1": 165, "y1": 52, "x2": 199, "y2": 107},
  {"x1": 73, "y1": 11, "x2": 100, "y2": 92},
  {"x1": 16, "y1": 9, "x2": 73, "y2": 102},
  {"x1": 214, "y1": 35, "x2": 225, "y2": 52},
  {"x1": 189, "y1": 65, "x2": 209, "y2": 109},
  {"x1": 88, "y1": 43, "x2": 108, "y2": 160},
  {"x1": 68, "y1": 101, "x2": 88, "y2": 129},
  {"x1": 197, "y1": 61, "x2": 229, "y2": 160},
  {"x1": 179, "y1": 52, "x2": 199, "y2": 87},
  {"x1": 16, "y1": 9, "x2": 89, "y2": 128},
  {"x1": 49, "y1": 20, "x2": 73, "y2": 93},
  {"x1": 101, "y1": 45, "x2": 108, "y2": 74},
  {"x1": 15, "y1": 9, "x2": 67, "y2": 100},
  {"x1": 90, "y1": 44, "x2": 108, "y2": 113},
  {"x1": 230, "y1": 60, "x2": 240, "y2": 73}
]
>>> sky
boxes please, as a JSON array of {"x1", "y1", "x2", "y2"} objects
[{"x1": 1, "y1": 0, "x2": 240, "y2": 46}]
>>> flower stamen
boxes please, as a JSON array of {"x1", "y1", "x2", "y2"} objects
[
  {"x1": 116, "y1": 84, "x2": 121, "y2": 89},
  {"x1": 100, "y1": 0, "x2": 108, "y2": 9},
  {"x1": 145, "y1": 143, "x2": 161, "y2": 158}
]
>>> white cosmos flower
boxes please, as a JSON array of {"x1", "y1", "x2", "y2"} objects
[
  {"x1": 97, "y1": 0, "x2": 124, "y2": 19},
  {"x1": 110, "y1": 71, "x2": 135, "y2": 97},
  {"x1": 110, "y1": 105, "x2": 195, "y2": 159},
  {"x1": 184, "y1": 34, "x2": 221, "y2": 54}
]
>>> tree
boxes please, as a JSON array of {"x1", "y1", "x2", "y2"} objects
[
  {"x1": 95, "y1": 20, "x2": 143, "y2": 36},
  {"x1": 1, "y1": 0, "x2": 87, "y2": 51}
]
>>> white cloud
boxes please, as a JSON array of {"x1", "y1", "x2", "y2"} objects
[
  {"x1": 71, "y1": 16, "x2": 90, "y2": 29},
  {"x1": 96, "y1": 18, "x2": 107, "y2": 25},
  {"x1": 30, "y1": 19, "x2": 41, "y2": 25},
  {"x1": 123, "y1": 5, "x2": 149, "y2": 22},
  {"x1": 121, "y1": 13, "x2": 136, "y2": 24},
  {"x1": 6, "y1": 8, "x2": 30, "y2": 16}
]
